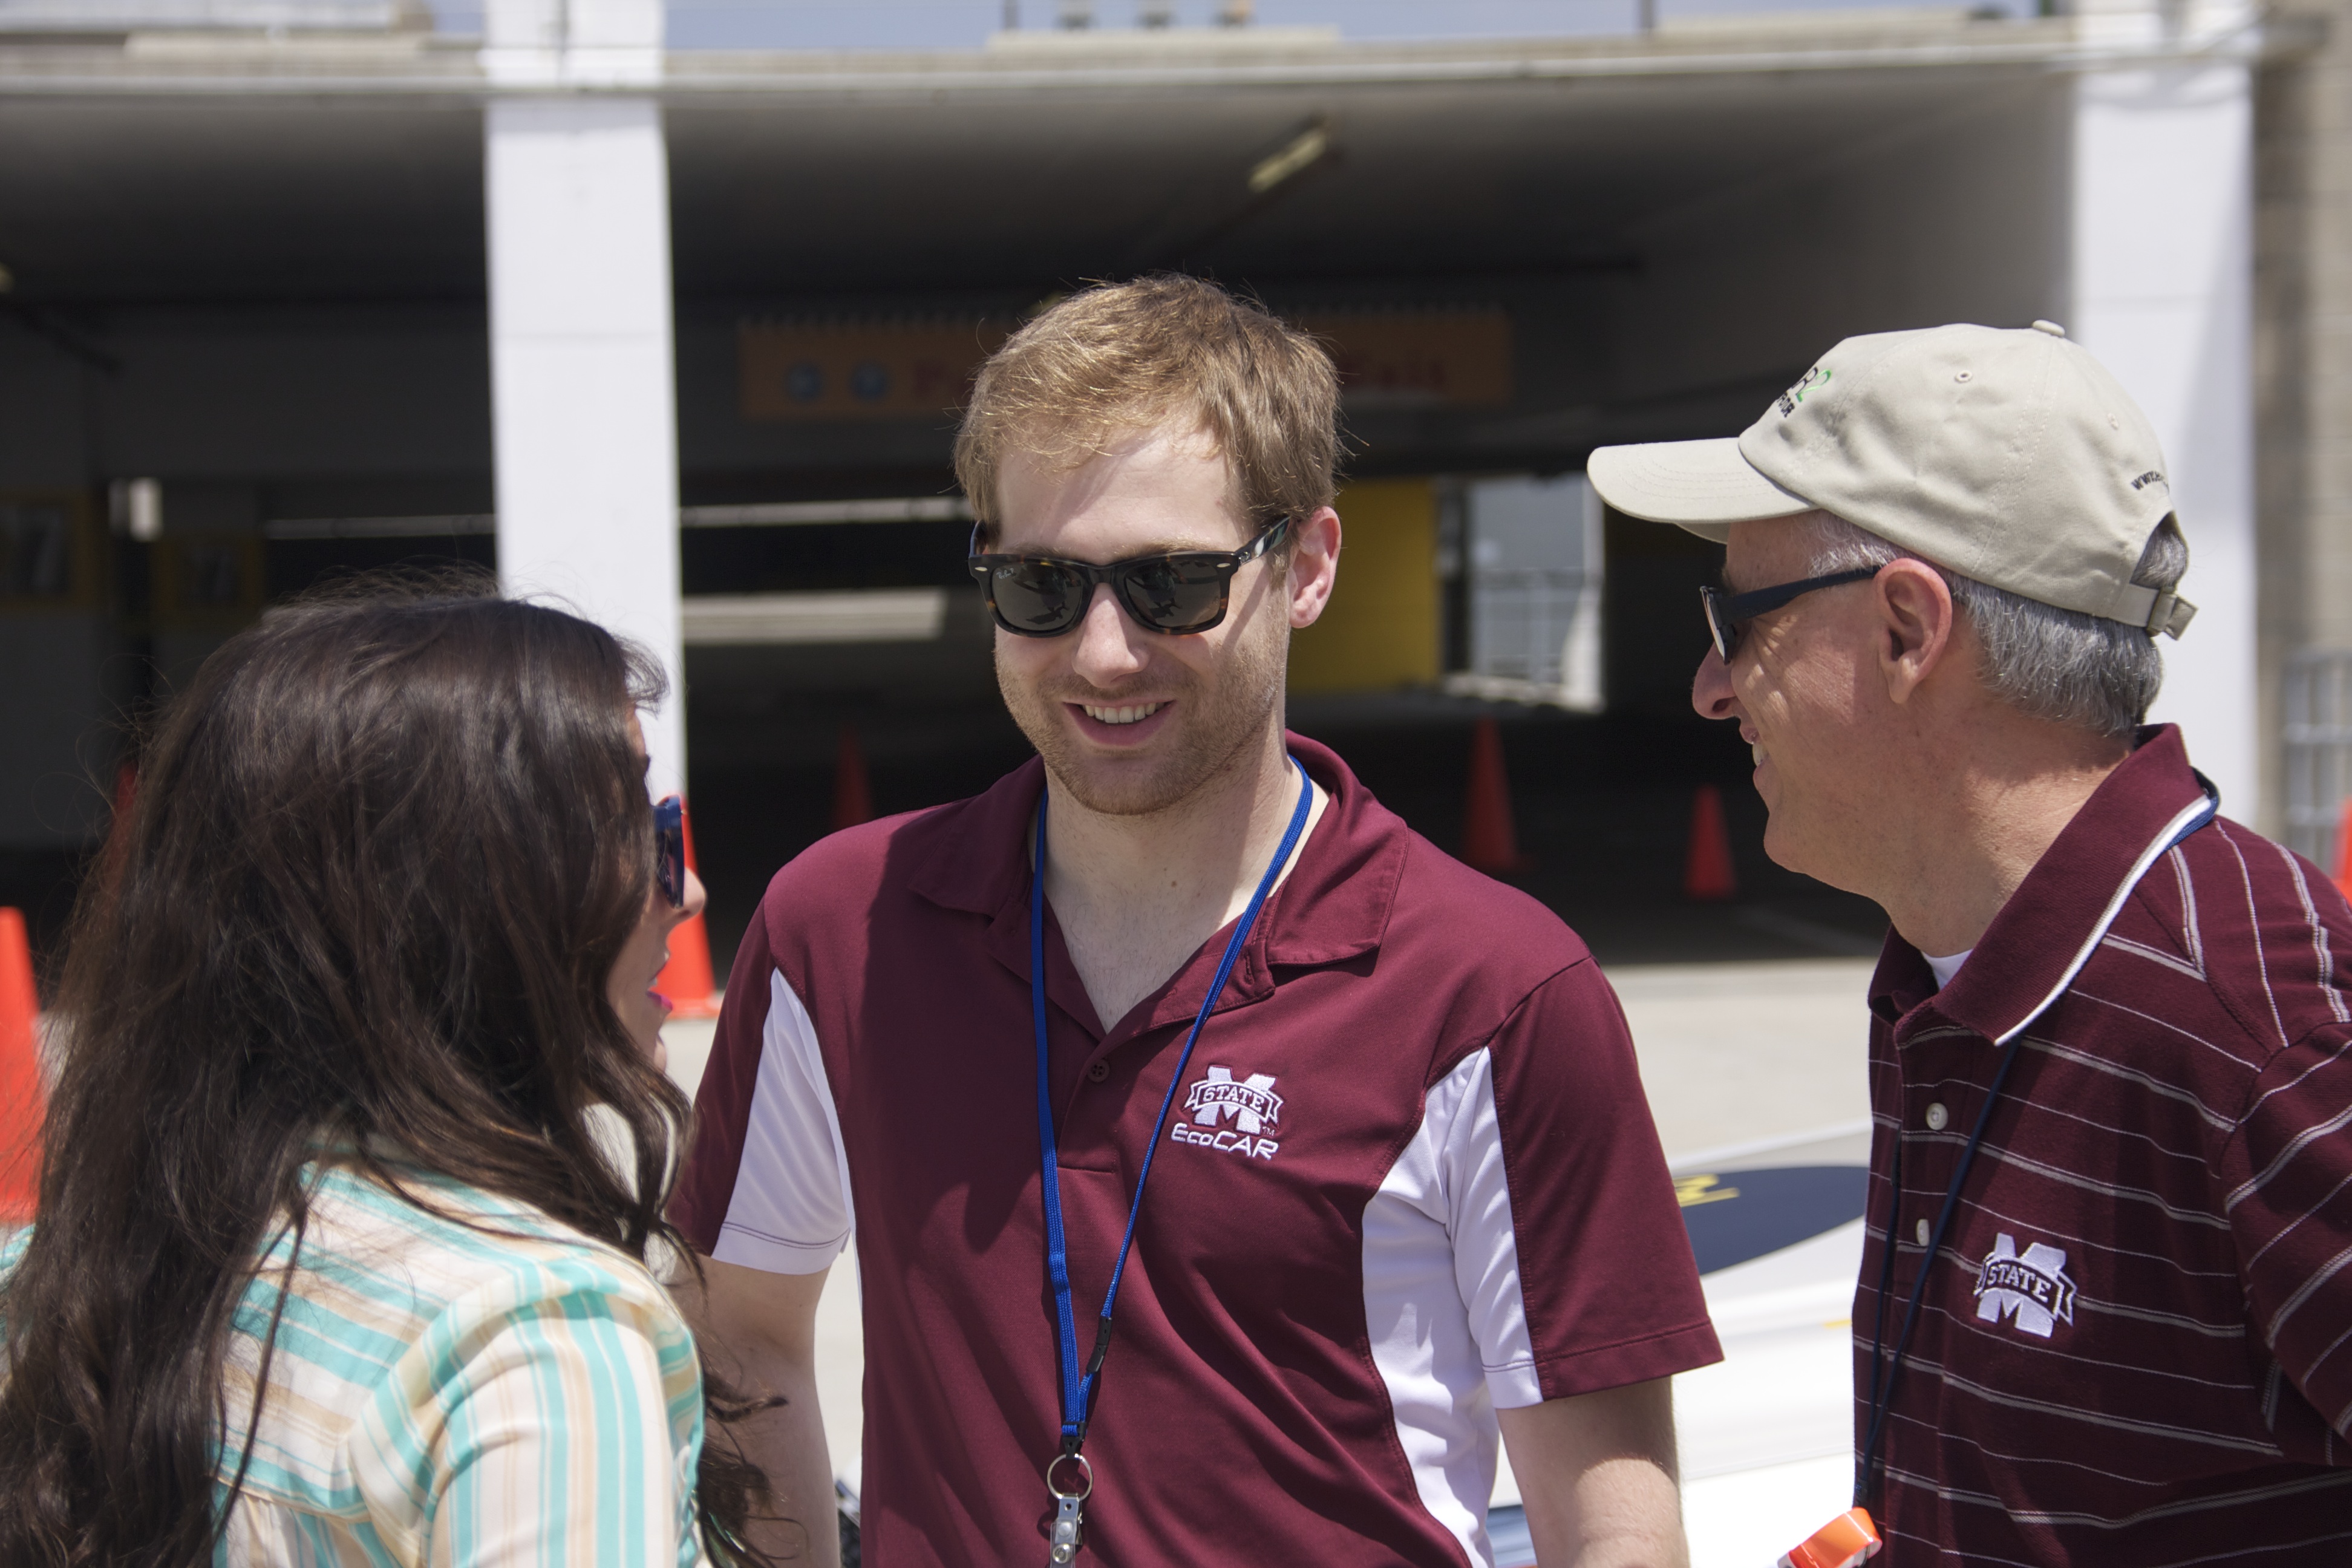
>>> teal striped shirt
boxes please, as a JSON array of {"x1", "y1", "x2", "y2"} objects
[{"x1": 15, "y1": 1159, "x2": 712, "y2": 1568}]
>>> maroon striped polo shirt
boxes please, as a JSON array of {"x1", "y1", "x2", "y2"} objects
[
  {"x1": 1857, "y1": 724, "x2": 2352, "y2": 1564},
  {"x1": 672, "y1": 735, "x2": 1719, "y2": 1567}
]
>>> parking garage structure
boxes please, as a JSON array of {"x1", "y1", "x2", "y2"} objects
[{"x1": 0, "y1": 0, "x2": 2268, "y2": 968}]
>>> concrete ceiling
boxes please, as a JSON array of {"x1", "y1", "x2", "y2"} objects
[
  {"x1": 663, "y1": 65, "x2": 2015, "y2": 299},
  {"x1": 0, "y1": 34, "x2": 2039, "y2": 309},
  {"x1": 0, "y1": 96, "x2": 486, "y2": 303}
]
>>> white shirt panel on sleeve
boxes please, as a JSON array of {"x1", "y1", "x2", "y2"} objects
[
  {"x1": 1361, "y1": 1047, "x2": 1533, "y2": 1568},
  {"x1": 1440, "y1": 1047, "x2": 1540, "y2": 1405},
  {"x1": 710, "y1": 969, "x2": 855, "y2": 1276}
]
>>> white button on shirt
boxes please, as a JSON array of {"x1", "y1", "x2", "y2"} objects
[{"x1": 1926, "y1": 1102, "x2": 1950, "y2": 1132}]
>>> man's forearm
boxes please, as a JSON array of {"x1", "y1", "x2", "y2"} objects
[
  {"x1": 677, "y1": 1259, "x2": 841, "y2": 1568},
  {"x1": 1498, "y1": 1378, "x2": 1688, "y2": 1568},
  {"x1": 1545, "y1": 1451, "x2": 1686, "y2": 1568},
  {"x1": 726, "y1": 1343, "x2": 841, "y2": 1568}
]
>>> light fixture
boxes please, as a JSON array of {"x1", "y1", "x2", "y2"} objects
[
  {"x1": 109, "y1": 479, "x2": 163, "y2": 543},
  {"x1": 1248, "y1": 121, "x2": 1330, "y2": 196}
]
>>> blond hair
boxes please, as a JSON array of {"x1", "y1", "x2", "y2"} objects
[{"x1": 954, "y1": 275, "x2": 1341, "y2": 545}]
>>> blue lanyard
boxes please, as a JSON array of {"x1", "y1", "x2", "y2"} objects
[
  {"x1": 1854, "y1": 782, "x2": 2218, "y2": 1508},
  {"x1": 1030, "y1": 755, "x2": 1312, "y2": 1460}
]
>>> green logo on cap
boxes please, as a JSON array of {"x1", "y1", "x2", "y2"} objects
[{"x1": 1777, "y1": 366, "x2": 1831, "y2": 417}]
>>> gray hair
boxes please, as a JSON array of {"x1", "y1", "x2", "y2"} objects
[{"x1": 1799, "y1": 512, "x2": 2188, "y2": 740}]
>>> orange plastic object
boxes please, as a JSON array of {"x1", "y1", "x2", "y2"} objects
[
  {"x1": 1461, "y1": 716, "x2": 1529, "y2": 873},
  {"x1": 1779, "y1": 1508, "x2": 1882, "y2": 1568},
  {"x1": 0, "y1": 908, "x2": 46, "y2": 1223},
  {"x1": 2334, "y1": 797, "x2": 2352, "y2": 895},
  {"x1": 653, "y1": 804, "x2": 721, "y2": 1019},
  {"x1": 1683, "y1": 783, "x2": 1737, "y2": 901}
]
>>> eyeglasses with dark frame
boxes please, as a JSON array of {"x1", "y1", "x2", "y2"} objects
[
  {"x1": 654, "y1": 795, "x2": 686, "y2": 909},
  {"x1": 967, "y1": 517, "x2": 1292, "y2": 638},
  {"x1": 1699, "y1": 566, "x2": 1883, "y2": 662}
]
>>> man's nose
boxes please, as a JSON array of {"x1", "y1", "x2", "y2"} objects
[
  {"x1": 1070, "y1": 584, "x2": 1148, "y2": 685},
  {"x1": 1692, "y1": 646, "x2": 1738, "y2": 720}
]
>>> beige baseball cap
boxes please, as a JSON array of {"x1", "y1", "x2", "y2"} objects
[{"x1": 1586, "y1": 321, "x2": 2196, "y2": 638}]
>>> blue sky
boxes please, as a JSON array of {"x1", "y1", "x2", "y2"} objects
[{"x1": 431, "y1": 0, "x2": 2011, "y2": 50}]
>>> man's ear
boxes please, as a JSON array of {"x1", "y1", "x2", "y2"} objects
[
  {"x1": 1287, "y1": 507, "x2": 1342, "y2": 630},
  {"x1": 1875, "y1": 560, "x2": 1959, "y2": 705}
]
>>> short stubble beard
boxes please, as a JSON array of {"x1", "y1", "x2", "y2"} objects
[{"x1": 997, "y1": 595, "x2": 1290, "y2": 820}]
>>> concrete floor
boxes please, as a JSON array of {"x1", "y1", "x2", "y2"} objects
[
  {"x1": 661, "y1": 953, "x2": 1881, "y2": 1563},
  {"x1": 1613, "y1": 958, "x2": 1875, "y2": 1160}
]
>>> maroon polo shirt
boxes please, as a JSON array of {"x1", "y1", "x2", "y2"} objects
[
  {"x1": 672, "y1": 735, "x2": 1719, "y2": 1567},
  {"x1": 1857, "y1": 725, "x2": 2352, "y2": 1564}
]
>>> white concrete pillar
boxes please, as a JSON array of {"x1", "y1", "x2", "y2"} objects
[
  {"x1": 483, "y1": 0, "x2": 683, "y2": 795},
  {"x1": 2069, "y1": 41, "x2": 2257, "y2": 815}
]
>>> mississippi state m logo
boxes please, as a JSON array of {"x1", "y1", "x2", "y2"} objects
[
  {"x1": 1171, "y1": 1066, "x2": 1284, "y2": 1160},
  {"x1": 1973, "y1": 1233, "x2": 2077, "y2": 1339}
]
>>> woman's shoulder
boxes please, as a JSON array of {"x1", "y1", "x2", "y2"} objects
[
  {"x1": 226, "y1": 1163, "x2": 697, "y2": 1462},
  {"x1": 290, "y1": 1160, "x2": 684, "y2": 1336},
  {"x1": 213, "y1": 1165, "x2": 705, "y2": 1532},
  {"x1": 0, "y1": 1168, "x2": 679, "y2": 1334}
]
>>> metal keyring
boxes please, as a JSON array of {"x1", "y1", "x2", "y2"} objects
[{"x1": 1046, "y1": 1451, "x2": 1093, "y2": 1502}]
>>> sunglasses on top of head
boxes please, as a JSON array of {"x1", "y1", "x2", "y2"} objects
[
  {"x1": 1698, "y1": 566, "x2": 1883, "y2": 662},
  {"x1": 654, "y1": 795, "x2": 687, "y2": 910},
  {"x1": 967, "y1": 516, "x2": 1292, "y2": 638}
]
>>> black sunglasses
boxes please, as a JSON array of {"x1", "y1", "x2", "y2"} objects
[
  {"x1": 654, "y1": 795, "x2": 686, "y2": 909},
  {"x1": 1699, "y1": 566, "x2": 1881, "y2": 661},
  {"x1": 967, "y1": 517, "x2": 1291, "y2": 638}
]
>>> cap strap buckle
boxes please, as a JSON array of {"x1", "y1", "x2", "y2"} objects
[{"x1": 2144, "y1": 589, "x2": 2197, "y2": 639}]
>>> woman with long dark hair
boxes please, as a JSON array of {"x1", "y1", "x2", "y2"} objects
[{"x1": 0, "y1": 585, "x2": 771, "y2": 1566}]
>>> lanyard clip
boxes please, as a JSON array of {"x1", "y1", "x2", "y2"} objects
[
  {"x1": 1045, "y1": 1450, "x2": 1093, "y2": 1567},
  {"x1": 1048, "y1": 1492, "x2": 1083, "y2": 1566}
]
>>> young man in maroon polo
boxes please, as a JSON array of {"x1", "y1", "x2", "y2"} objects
[
  {"x1": 671, "y1": 276, "x2": 1720, "y2": 1567},
  {"x1": 1590, "y1": 322, "x2": 2352, "y2": 1564}
]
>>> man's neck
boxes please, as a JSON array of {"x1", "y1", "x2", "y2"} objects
[
  {"x1": 1874, "y1": 720, "x2": 2130, "y2": 959},
  {"x1": 1040, "y1": 725, "x2": 1322, "y2": 1032}
]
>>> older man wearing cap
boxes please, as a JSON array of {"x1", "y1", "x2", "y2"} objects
[{"x1": 1590, "y1": 322, "x2": 2352, "y2": 1564}]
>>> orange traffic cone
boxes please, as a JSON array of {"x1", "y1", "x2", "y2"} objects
[
  {"x1": 2333, "y1": 798, "x2": 2352, "y2": 895},
  {"x1": 654, "y1": 805, "x2": 720, "y2": 1020},
  {"x1": 832, "y1": 722, "x2": 874, "y2": 833},
  {"x1": 1461, "y1": 716, "x2": 1529, "y2": 874},
  {"x1": 1684, "y1": 785, "x2": 1738, "y2": 902},
  {"x1": 0, "y1": 909, "x2": 45, "y2": 1222}
]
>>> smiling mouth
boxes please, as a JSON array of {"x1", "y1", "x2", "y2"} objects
[{"x1": 1082, "y1": 702, "x2": 1167, "y2": 726}]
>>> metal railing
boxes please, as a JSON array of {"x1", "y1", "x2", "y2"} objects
[
  {"x1": 1454, "y1": 567, "x2": 1603, "y2": 711},
  {"x1": 1470, "y1": 568, "x2": 1586, "y2": 686},
  {"x1": 2282, "y1": 649, "x2": 2352, "y2": 867}
]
